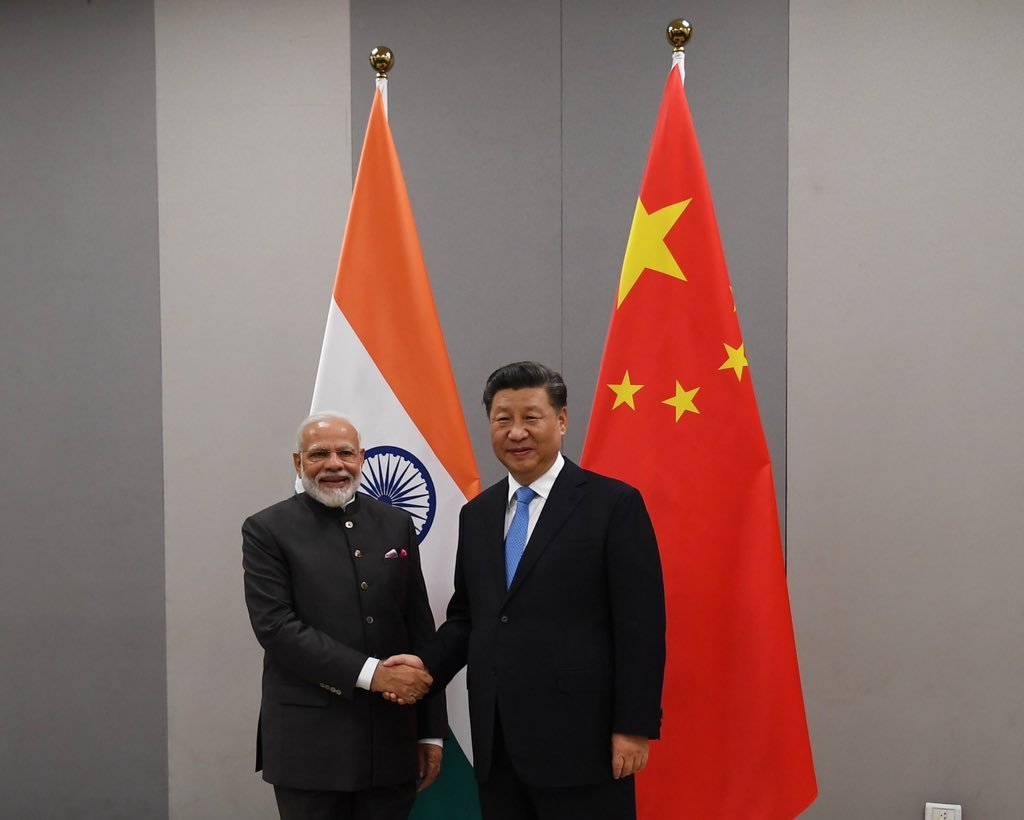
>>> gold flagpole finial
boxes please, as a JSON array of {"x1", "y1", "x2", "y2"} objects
[
  {"x1": 369, "y1": 46, "x2": 394, "y2": 78},
  {"x1": 666, "y1": 19, "x2": 692, "y2": 52}
]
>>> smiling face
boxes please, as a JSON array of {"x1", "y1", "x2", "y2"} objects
[
  {"x1": 293, "y1": 416, "x2": 365, "y2": 508},
  {"x1": 488, "y1": 386, "x2": 568, "y2": 486}
]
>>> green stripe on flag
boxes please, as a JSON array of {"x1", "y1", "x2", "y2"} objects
[{"x1": 411, "y1": 733, "x2": 481, "y2": 819}]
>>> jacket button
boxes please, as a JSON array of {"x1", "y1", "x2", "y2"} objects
[
  {"x1": 499, "y1": 615, "x2": 509, "y2": 623},
  {"x1": 366, "y1": 616, "x2": 374, "y2": 624},
  {"x1": 353, "y1": 549, "x2": 362, "y2": 558},
  {"x1": 360, "y1": 581, "x2": 369, "y2": 590},
  {"x1": 345, "y1": 521, "x2": 354, "y2": 528}
]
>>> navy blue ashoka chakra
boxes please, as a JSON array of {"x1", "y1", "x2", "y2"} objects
[{"x1": 359, "y1": 445, "x2": 437, "y2": 544}]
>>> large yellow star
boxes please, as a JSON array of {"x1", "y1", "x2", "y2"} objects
[
  {"x1": 662, "y1": 382, "x2": 700, "y2": 421},
  {"x1": 719, "y1": 342, "x2": 749, "y2": 381},
  {"x1": 607, "y1": 370, "x2": 644, "y2": 409},
  {"x1": 617, "y1": 197, "x2": 691, "y2": 306}
]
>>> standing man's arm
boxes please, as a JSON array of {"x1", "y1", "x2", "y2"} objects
[
  {"x1": 413, "y1": 504, "x2": 474, "y2": 687},
  {"x1": 399, "y1": 518, "x2": 448, "y2": 718},
  {"x1": 381, "y1": 503, "x2": 475, "y2": 701},
  {"x1": 606, "y1": 487, "x2": 667, "y2": 778},
  {"x1": 242, "y1": 515, "x2": 431, "y2": 701},
  {"x1": 396, "y1": 517, "x2": 447, "y2": 790}
]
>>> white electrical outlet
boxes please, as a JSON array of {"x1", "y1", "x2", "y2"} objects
[{"x1": 925, "y1": 802, "x2": 962, "y2": 820}]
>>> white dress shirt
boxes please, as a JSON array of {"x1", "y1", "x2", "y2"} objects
[{"x1": 504, "y1": 451, "x2": 565, "y2": 542}]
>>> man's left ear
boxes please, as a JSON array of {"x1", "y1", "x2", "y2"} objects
[{"x1": 558, "y1": 407, "x2": 568, "y2": 433}]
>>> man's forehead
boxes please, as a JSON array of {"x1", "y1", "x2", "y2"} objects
[
  {"x1": 493, "y1": 387, "x2": 552, "y2": 405},
  {"x1": 303, "y1": 419, "x2": 360, "y2": 444}
]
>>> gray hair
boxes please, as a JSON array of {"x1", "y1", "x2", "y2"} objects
[{"x1": 294, "y1": 411, "x2": 361, "y2": 451}]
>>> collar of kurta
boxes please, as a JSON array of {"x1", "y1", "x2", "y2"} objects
[{"x1": 299, "y1": 489, "x2": 363, "y2": 516}]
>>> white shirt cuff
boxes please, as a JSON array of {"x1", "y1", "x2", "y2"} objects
[
  {"x1": 356, "y1": 657, "x2": 379, "y2": 690},
  {"x1": 418, "y1": 738, "x2": 443, "y2": 746}
]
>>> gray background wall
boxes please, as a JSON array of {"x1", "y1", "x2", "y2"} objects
[
  {"x1": 1, "y1": 2, "x2": 167, "y2": 818},
  {"x1": 789, "y1": 1, "x2": 1024, "y2": 817},
  {"x1": 1, "y1": 1, "x2": 1021, "y2": 818}
]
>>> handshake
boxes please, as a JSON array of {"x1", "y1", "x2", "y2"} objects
[{"x1": 369, "y1": 654, "x2": 432, "y2": 705}]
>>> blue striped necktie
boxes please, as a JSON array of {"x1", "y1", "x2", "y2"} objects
[{"x1": 505, "y1": 486, "x2": 537, "y2": 588}]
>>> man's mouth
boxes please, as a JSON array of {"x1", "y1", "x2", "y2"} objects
[{"x1": 318, "y1": 471, "x2": 351, "y2": 487}]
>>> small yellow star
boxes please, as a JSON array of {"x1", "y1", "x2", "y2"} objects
[
  {"x1": 616, "y1": 197, "x2": 691, "y2": 307},
  {"x1": 662, "y1": 382, "x2": 700, "y2": 421},
  {"x1": 719, "y1": 342, "x2": 749, "y2": 381},
  {"x1": 607, "y1": 370, "x2": 644, "y2": 410}
]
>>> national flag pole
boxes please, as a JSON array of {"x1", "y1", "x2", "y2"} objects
[
  {"x1": 580, "y1": 21, "x2": 817, "y2": 819},
  {"x1": 305, "y1": 47, "x2": 482, "y2": 818}
]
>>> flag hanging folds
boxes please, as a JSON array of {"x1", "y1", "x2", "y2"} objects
[
  {"x1": 581, "y1": 57, "x2": 817, "y2": 818},
  {"x1": 307, "y1": 87, "x2": 482, "y2": 819}
]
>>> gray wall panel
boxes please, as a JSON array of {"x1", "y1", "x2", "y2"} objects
[
  {"x1": 0, "y1": 3, "x2": 167, "y2": 817},
  {"x1": 789, "y1": 2, "x2": 1024, "y2": 816}
]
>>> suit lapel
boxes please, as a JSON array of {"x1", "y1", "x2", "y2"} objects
[
  {"x1": 481, "y1": 479, "x2": 512, "y2": 597},
  {"x1": 505, "y1": 459, "x2": 587, "y2": 600}
]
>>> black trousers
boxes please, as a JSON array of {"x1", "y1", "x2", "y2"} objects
[
  {"x1": 273, "y1": 782, "x2": 416, "y2": 820},
  {"x1": 477, "y1": 713, "x2": 637, "y2": 820}
]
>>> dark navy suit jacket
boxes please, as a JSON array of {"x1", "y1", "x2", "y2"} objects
[{"x1": 422, "y1": 458, "x2": 665, "y2": 787}]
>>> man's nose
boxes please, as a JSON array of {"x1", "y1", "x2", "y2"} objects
[
  {"x1": 325, "y1": 450, "x2": 345, "y2": 468},
  {"x1": 508, "y1": 423, "x2": 528, "y2": 440}
]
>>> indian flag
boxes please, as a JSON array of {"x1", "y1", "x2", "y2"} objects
[{"x1": 306, "y1": 82, "x2": 482, "y2": 818}]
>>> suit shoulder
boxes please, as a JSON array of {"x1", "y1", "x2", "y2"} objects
[
  {"x1": 244, "y1": 493, "x2": 305, "y2": 527},
  {"x1": 464, "y1": 478, "x2": 507, "y2": 510},
  {"x1": 572, "y1": 463, "x2": 644, "y2": 502}
]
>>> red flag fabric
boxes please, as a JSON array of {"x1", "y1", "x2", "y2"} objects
[{"x1": 581, "y1": 61, "x2": 817, "y2": 818}]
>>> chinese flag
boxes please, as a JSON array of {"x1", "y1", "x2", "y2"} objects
[{"x1": 581, "y1": 60, "x2": 817, "y2": 818}]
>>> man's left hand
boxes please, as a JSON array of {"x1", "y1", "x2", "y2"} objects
[
  {"x1": 417, "y1": 743, "x2": 443, "y2": 791},
  {"x1": 611, "y1": 733, "x2": 649, "y2": 779}
]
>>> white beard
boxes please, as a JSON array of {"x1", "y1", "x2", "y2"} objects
[{"x1": 301, "y1": 469, "x2": 360, "y2": 508}]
